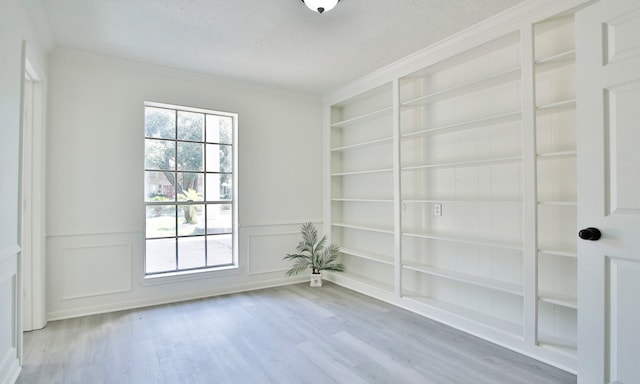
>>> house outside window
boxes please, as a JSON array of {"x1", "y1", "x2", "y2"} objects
[{"x1": 144, "y1": 102, "x2": 237, "y2": 275}]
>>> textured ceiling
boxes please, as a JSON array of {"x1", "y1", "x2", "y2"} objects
[{"x1": 37, "y1": 0, "x2": 526, "y2": 95}]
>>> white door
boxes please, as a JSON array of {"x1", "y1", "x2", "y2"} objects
[{"x1": 576, "y1": 0, "x2": 640, "y2": 383}]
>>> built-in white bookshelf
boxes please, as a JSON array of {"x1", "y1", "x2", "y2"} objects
[
  {"x1": 324, "y1": 0, "x2": 585, "y2": 372},
  {"x1": 329, "y1": 83, "x2": 395, "y2": 293},
  {"x1": 534, "y1": 13, "x2": 578, "y2": 358},
  {"x1": 399, "y1": 30, "x2": 525, "y2": 338}
]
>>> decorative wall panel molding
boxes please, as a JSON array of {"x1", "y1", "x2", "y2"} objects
[
  {"x1": 0, "y1": 248, "x2": 20, "y2": 384},
  {"x1": 62, "y1": 243, "x2": 132, "y2": 300},
  {"x1": 247, "y1": 231, "x2": 300, "y2": 276},
  {"x1": 0, "y1": 245, "x2": 21, "y2": 264}
]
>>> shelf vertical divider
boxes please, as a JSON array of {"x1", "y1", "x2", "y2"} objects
[
  {"x1": 521, "y1": 23, "x2": 539, "y2": 347},
  {"x1": 392, "y1": 78, "x2": 402, "y2": 298},
  {"x1": 323, "y1": 103, "x2": 333, "y2": 246}
]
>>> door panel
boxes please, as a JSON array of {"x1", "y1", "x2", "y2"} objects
[
  {"x1": 577, "y1": 0, "x2": 640, "y2": 383},
  {"x1": 607, "y1": 257, "x2": 640, "y2": 382},
  {"x1": 605, "y1": 83, "x2": 640, "y2": 214},
  {"x1": 604, "y1": 9, "x2": 640, "y2": 64}
]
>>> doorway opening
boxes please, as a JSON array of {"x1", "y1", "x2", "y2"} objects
[{"x1": 21, "y1": 56, "x2": 46, "y2": 333}]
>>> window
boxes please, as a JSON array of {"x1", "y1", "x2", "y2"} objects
[{"x1": 144, "y1": 102, "x2": 237, "y2": 275}]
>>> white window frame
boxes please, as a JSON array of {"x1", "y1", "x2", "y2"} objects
[{"x1": 143, "y1": 101, "x2": 238, "y2": 280}]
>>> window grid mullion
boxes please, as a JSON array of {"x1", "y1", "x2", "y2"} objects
[
  {"x1": 144, "y1": 104, "x2": 235, "y2": 275},
  {"x1": 174, "y1": 111, "x2": 179, "y2": 272},
  {"x1": 203, "y1": 112, "x2": 208, "y2": 267}
]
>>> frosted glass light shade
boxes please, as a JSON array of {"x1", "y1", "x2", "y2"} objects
[{"x1": 302, "y1": 0, "x2": 339, "y2": 14}]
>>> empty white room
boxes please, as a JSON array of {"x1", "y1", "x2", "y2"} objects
[{"x1": 2, "y1": 0, "x2": 639, "y2": 383}]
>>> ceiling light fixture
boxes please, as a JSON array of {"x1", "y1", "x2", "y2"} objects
[{"x1": 301, "y1": 0, "x2": 340, "y2": 14}]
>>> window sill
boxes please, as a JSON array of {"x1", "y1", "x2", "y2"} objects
[{"x1": 140, "y1": 265, "x2": 240, "y2": 286}]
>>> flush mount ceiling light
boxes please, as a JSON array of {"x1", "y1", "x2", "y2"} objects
[{"x1": 301, "y1": 0, "x2": 340, "y2": 14}]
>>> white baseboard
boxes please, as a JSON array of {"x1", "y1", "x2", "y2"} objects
[
  {"x1": 46, "y1": 276, "x2": 307, "y2": 321},
  {"x1": 324, "y1": 274, "x2": 576, "y2": 374},
  {"x1": 0, "y1": 349, "x2": 20, "y2": 384}
]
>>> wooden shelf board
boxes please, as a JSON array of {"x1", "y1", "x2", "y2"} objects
[
  {"x1": 332, "y1": 222, "x2": 394, "y2": 235},
  {"x1": 402, "y1": 293, "x2": 524, "y2": 337},
  {"x1": 403, "y1": 262, "x2": 523, "y2": 296},
  {"x1": 332, "y1": 198, "x2": 394, "y2": 203},
  {"x1": 537, "y1": 200, "x2": 577, "y2": 206},
  {"x1": 331, "y1": 168, "x2": 394, "y2": 177},
  {"x1": 331, "y1": 106, "x2": 393, "y2": 128},
  {"x1": 536, "y1": 99, "x2": 576, "y2": 115},
  {"x1": 401, "y1": 68, "x2": 521, "y2": 108},
  {"x1": 537, "y1": 333, "x2": 577, "y2": 357},
  {"x1": 535, "y1": 50, "x2": 575, "y2": 73},
  {"x1": 401, "y1": 111, "x2": 522, "y2": 139},
  {"x1": 341, "y1": 248, "x2": 394, "y2": 265},
  {"x1": 539, "y1": 291, "x2": 577, "y2": 310},
  {"x1": 402, "y1": 231, "x2": 523, "y2": 251},
  {"x1": 538, "y1": 249, "x2": 577, "y2": 258},
  {"x1": 402, "y1": 155, "x2": 522, "y2": 171},
  {"x1": 335, "y1": 272, "x2": 394, "y2": 293},
  {"x1": 537, "y1": 150, "x2": 576, "y2": 160},
  {"x1": 403, "y1": 199, "x2": 522, "y2": 204},
  {"x1": 331, "y1": 137, "x2": 393, "y2": 152}
]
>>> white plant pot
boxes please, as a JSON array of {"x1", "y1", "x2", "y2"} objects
[{"x1": 310, "y1": 273, "x2": 322, "y2": 287}]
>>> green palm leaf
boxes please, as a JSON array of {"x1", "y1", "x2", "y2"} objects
[{"x1": 283, "y1": 222, "x2": 344, "y2": 277}]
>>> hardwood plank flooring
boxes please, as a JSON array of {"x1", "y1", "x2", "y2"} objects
[{"x1": 17, "y1": 283, "x2": 576, "y2": 383}]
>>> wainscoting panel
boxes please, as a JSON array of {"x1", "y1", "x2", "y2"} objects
[
  {"x1": 46, "y1": 232, "x2": 140, "y2": 319},
  {"x1": 46, "y1": 224, "x2": 316, "y2": 320},
  {"x1": 0, "y1": 246, "x2": 21, "y2": 384},
  {"x1": 247, "y1": 231, "x2": 300, "y2": 276},
  {"x1": 61, "y1": 243, "x2": 132, "y2": 300}
]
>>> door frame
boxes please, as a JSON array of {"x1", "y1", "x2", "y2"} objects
[{"x1": 20, "y1": 45, "x2": 47, "y2": 332}]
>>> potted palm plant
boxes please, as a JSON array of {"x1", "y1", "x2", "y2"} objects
[{"x1": 284, "y1": 222, "x2": 344, "y2": 287}]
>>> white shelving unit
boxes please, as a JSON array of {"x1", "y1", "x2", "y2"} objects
[
  {"x1": 398, "y1": 31, "x2": 526, "y2": 339},
  {"x1": 329, "y1": 83, "x2": 395, "y2": 293},
  {"x1": 324, "y1": 0, "x2": 587, "y2": 373},
  {"x1": 534, "y1": 13, "x2": 578, "y2": 358}
]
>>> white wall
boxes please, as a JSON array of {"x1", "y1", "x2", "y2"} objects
[
  {"x1": 0, "y1": 0, "x2": 51, "y2": 383},
  {"x1": 46, "y1": 49, "x2": 323, "y2": 320}
]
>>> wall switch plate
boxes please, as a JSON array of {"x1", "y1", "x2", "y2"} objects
[{"x1": 434, "y1": 203, "x2": 442, "y2": 216}]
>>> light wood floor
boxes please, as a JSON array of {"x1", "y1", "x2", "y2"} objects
[{"x1": 17, "y1": 283, "x2": 576, "y2": 384}]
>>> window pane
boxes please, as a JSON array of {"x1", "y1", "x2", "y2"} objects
[
  {"x1": 145, "y1": 104, "x2": 235, "y2": 276},
  {"x1": 145, "y1": 107, "x2": 175, "y2": 139},
  {"x1": 177, "y1": 142, "x2": 203, "y2": 171},
  {"x1": 207, "y1": 234, "x2": 232, "y2": 266},
  {"x1": 206, "y1": 144, "x2": 232, "y2": 172},
  {"x1": 207, "y1": 204, "x2": 232, "y2": 234},
  {"x1": 206, "y1": 174, "x2": 232, "y2": 201},
  {"x1": 145, "y1": 139, "x2": 175, "y2": 170},
  {"x1": 145, "y1": 171, "x2": 176, "y2": 201},
  {"x1": 146, "y1": 205, "x2": 176, "y2": 238},
  {"x1": 177, "y1": 111, "x2": 204, "y2": 141},
  {"x1": 206, "y1": 115, "x2": 232, "y2": 144},
  {"x1": 146, "y1": 238, "x2": 176, "y2": 273},
  {"x1": 178, "y1": 237, "x2": 206, "y2": 270},
  {"x1": 176, "y1": 173, "x2": 204, "y2": 201},
  {"x1": 177, "y1": 204, "x2": 205, "y2": 236}
]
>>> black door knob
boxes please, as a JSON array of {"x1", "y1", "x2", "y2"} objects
[{"x1": 578, "y1": 227, "x2": 601, "y2": 241}]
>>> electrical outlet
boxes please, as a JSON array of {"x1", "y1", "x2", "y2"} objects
[{"x1": 433, "y1": 203, "x2": 442, "y2": 216}]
